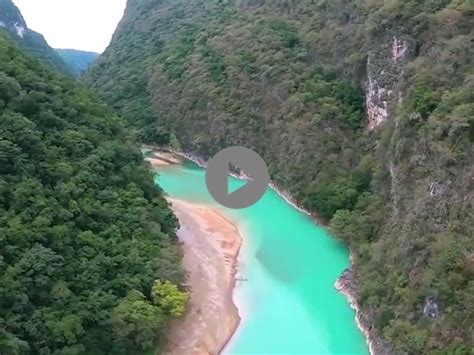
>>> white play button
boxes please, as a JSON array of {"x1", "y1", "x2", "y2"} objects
[{"x1": 205, "y1": 146, "x2": 270, "y2": 209}]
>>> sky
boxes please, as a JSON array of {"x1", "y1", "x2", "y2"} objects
[{"x1": 13, "y1": 0, "x2": 127, "y2": 53}]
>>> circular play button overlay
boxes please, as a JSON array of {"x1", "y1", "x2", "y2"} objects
[{"x1": 205, "y1": 146, "x2": 270, "y2": 209}]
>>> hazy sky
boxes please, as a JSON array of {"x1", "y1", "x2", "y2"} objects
[{"x1": 13, "y1": 0, "x2": 127, "y2": 53}]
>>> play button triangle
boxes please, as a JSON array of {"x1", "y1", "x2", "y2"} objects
[{"x1": 205, "y1": 146, "x2": 270, "y2": 209}]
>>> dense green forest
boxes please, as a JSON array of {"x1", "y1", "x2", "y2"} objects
[
  {"x1": 86, "y1": 0, "x2": 473, "y2": 353},
  {"x1": 55, "y1": 49, "x2": 99, "y2": 77},
  {"x1": 10, "y1": 30, "x2": 71, "y2": 77},
  {"x1": 0, "y1": 32, "x2": 187, "y2": 354}
]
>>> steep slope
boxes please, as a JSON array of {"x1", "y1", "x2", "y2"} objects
[
  {"x1": 0, "y1": 0, "x2": 71, "y2": 76},
  {"x1": 0, "y1": 33, "x2": 186, "y2": 354},
  {"x1": 55, "y1": 48, "x2": 99, "y2": 77},
  {"x1": 86, "y1": 0, "x2": 473, "y2": 353}
]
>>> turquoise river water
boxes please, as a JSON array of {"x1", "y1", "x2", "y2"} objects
[{"x1": 153, "y1": 161, "x2": 369, "y2": 354}]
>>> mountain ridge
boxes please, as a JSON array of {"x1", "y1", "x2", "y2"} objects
[
  {"x1": 86, "y1": 1, "x2": 473, "y2": 353},
  {"x1": 55, "y1": 48, "x2": 99, "y2": 76},
  {"x1": 0, "y1": 0, "x2": 71, "y2": 76}
]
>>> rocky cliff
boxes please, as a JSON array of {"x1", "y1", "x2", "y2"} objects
[
  {"x1": 0, "y1": 0, "x2": 26, "y2": 37},
  {"x1": 0, "y1": 0, "x2": 71, "y2": 76},
  {"x1": 86, "y1": 1, "x2": 474, "y2": 353}
]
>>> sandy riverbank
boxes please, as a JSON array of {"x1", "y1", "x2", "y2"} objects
[
  {"x1": 144, "y1": 148, "x2": 184, "y2": 167},
  {"x1": 164, "y1": 199, "x2": 242, "y2": 355},
  {"x1": 149, "y1": 148, "x2": 378, "y2": 353}
]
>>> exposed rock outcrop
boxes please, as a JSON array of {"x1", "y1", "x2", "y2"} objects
[
  {"x1": 423, "y1": 297, "x2": 441, "y2": 318},
  {"x1": 335, "y1": 268, "x2": 391, "y2": 355},
  {"x1": 366, "y1": 36, "x2": 415, "y2": 130},
  {"x1": 0, "y1": 0, "x2": 27, "y2": 38}
]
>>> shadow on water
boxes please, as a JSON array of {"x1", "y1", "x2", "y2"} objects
[{"x1": 153, "y1": 160, "x2": 369, "y2": 354}]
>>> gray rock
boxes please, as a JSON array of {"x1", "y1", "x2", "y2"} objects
[{"x1": 423, "y1": 297, "x2": 440, "y2": 318}]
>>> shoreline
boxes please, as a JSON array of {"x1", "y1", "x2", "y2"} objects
[
  {"x1": 152, "y1": 148, "x2": 380, "y2": 355},
  {"x1": 164, "y1": 198, "x2": 242, "y2": 355},
  {"x1": 335, "y1": 257, "x2": 387, "y2": 355},
  {"x1": 143, "y1": 145, "x2": 185, "y2": 167},
  {"x1": 173, "y1": 151, "x2": 321, "y2": 220}
]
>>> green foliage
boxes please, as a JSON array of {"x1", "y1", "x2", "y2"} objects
[
  {"x1": 169, "y1": 133, "x2": 181, "y2": 151},
  {"x1": 86, "y1": 0, "x2": 474, "y2": 352},
  {"x1": 201, "y1": 45, "x2": 228, "y2": 84},
  {"x1": 383, "y1": 320, "x2": 429, "y2": 354},
  {"x1": 55, "y1": 49, "x2": 99, "y2": 77},
  {"x1": 307, "y1": 177, "x2": 361, "y2": 220},
  {"x1": 269, "y1": 19, "x2": 300, "y2": 48},
  {"x1": 112, "y1": 291, "x2": 164, "y2": 352},
  {"x1": 18, "y1": 31, "x2": 72, "y2": 77},
  {"x1": 152, "y1": 280, "x2": 188, "y2": 317},
  {"x1": 0, "y1": 34, "x2": 184, "y2": 354},
  {"x1": 412, "y1": 84, "x2": 440, "y2": 119}
]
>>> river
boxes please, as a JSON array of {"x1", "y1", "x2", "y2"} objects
[{"x1": 154, "y1": 160, "x2": 369, "y2": 354}]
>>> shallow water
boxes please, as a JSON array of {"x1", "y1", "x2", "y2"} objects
[{"x1": 154, "y1": 161, "x2": 368, "y2": 354}]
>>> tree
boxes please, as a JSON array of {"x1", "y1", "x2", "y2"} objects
[
  {"x1": 112, "y1": 292, "x2": 165, "y2": 352},
  {"x1": 169, "y1": 133, "x2": 181, "y2": 151},
  {"x1": 0, "y1": 33, "x2": 184, "y2": 353},
  {"x1": 152, "y1": 280, "x2": 188, "y2": 317}
]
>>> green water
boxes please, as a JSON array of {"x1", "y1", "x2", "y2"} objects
[{"x1": 154, "y1": 161, "x2": 369, "y2": 354}]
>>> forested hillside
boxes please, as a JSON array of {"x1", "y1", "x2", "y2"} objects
[
  {"x1": 0, "y1": 0, "x2": 71, "y2": 76},
  {"x1": 0, "y1": 33, "x2": 186, "y2": 354},
  {"x1": 55, "y1": 49, "x2": 99, "y2": 77},
  {"x1": 86, "y1": 0, "x2": 473, "y2": 353}
]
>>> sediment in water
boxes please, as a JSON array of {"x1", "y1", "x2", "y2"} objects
[
  {"x1": 152, "y1": 148, "x2": 383, "y2": 354},
  {"x1": 164, "y1": 199, "x2": 242, "y2": 355}
]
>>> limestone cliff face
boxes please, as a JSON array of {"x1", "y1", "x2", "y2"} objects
[
  {"x1": 0, "y1": 0, "x2": 27, "y2": 38},
  {"x1": 365, "y1": 36, "x2": 415, "y2": 130}
]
